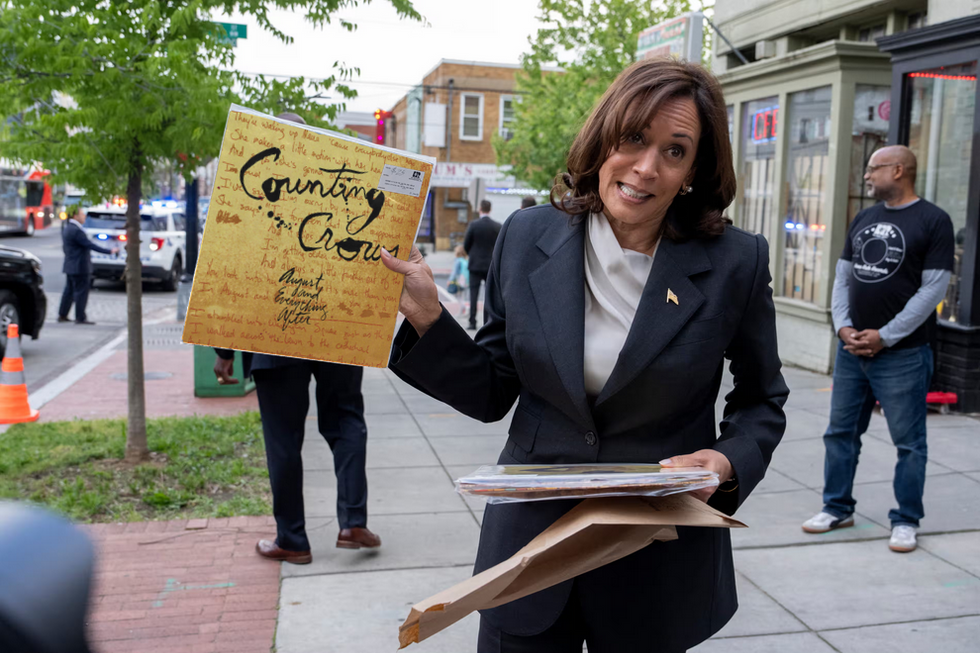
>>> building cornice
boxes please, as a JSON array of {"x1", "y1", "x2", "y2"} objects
[
  {"x1": 877, "y1": 13, "x2": 980, "y2": 55},
  {"x1": 716, "y1": 40, "x2": 891, "y2": 85}
]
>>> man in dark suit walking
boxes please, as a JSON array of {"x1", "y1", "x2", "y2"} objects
[
  {"x1": 213, "y1": 350, "x2": 379, "y2": 564},
  {"x1": 463, "y1": 199, "x2": 501, "y2": 330},
  {"x1": 210, "y1": 110, "x2": 380, "y2": 566},
  {"x1": 58, "y1": 206, "x2": 116, "y2": 325}
]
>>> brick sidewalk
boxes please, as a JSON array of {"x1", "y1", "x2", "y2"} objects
[
  {"x1": 30, "y1": 332, "x2": 276, "y2": 651},
  {"x1": 39, "y1": 347, "x2": 257, "y2": 422},
  {"x1": 81, "y1": 516, "x2": 280, "y2": 653}
]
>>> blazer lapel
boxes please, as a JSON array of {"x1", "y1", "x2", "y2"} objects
[
  {"x1": 595, "y1": 237, "x2": 711, "y2": 407},
  {"x1": 528, "y1": 219, "x2": 594, "y2": 427}
]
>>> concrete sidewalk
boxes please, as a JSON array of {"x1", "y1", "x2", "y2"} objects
[
  {"x1": 276, "y1": 353, "x2": 980, "y2": 652},
  {"x1": 27, "y1": 312, "x2": 979, "y2": 652}
]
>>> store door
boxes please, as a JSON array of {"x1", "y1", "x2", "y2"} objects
[{"x1": 904, "y1": 62, "x2": 977, "y2": 324}]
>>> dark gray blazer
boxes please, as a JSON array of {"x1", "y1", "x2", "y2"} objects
[
  {"x1": 62, "y1": 221, "x2": 112, "y2": 275},
  {"x1": 213, "y1": 349, "x2": 304, "y2": 379},
  {"x1": 390, "y1": 204, "x2": 788, "y2": 650}
]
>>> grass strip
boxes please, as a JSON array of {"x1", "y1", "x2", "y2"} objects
[{"x1": 0, "y1": 412, "x2": 271, "y2": 523}]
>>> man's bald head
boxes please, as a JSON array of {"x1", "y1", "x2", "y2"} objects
[
  {"x1": 873, "y1": 145, "x2": 917, "y2": 184},
  {"x1": 866, "y1": 145, "x2": 918, "y2": 202},
  {"x1": 276, "y1": 112, "x2": 307, "y2": 126}
]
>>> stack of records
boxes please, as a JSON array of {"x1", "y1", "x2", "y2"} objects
[{"x1": 456, "y1": 464, "x2": 719, "y2": 504}]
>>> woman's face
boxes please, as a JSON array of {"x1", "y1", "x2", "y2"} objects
[{"x1": 597, "y1": 96, "x2": 701, "y2": 228}]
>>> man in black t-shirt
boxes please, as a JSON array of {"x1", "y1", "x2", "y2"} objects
[{"x1": 802, "y1": 146, "x2": 954, "y2": 554}]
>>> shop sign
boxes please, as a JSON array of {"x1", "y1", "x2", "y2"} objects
[
  {"x1": 431, "y1": 163, "x2": 514, "y2": 188},
  {"x1": 751, "y1": 106, "x2": 779, "y2": 143},
  {"x1": 637, "y1": 12, "x2": 704, "y2": 62}
]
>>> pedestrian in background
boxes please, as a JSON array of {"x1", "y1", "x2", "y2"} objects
[
  {"x1": 463, "y1": 199, "x2": 501, "y2": 330},
  {"x1": 449, "y1": 244, "x2": 469, "y2": 316},
  {"x1": 803, "y1": 146, "x2": 954, "y2": 554},
  {"x1": 58, "y1": 205, "x2": 116, "y2": 325},
  {"x1": 213, "y1": 111, "x2": 381, "y2": 565},
  {"x1": 520, "y1": 195, "x2": 537, "y2": 209}
]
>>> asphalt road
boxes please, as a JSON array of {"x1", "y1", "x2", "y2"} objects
[{"x1": 1, "y1": 225, "x2": 178, "y2": 392}]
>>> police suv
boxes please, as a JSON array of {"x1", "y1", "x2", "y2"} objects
[{"x1": 84, "y1": 203, "x2": 187, "y2": 290}]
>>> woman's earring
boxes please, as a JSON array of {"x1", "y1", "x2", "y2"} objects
[{"x1": 679, "y1": 185, "x2": 693, "y2": 195}]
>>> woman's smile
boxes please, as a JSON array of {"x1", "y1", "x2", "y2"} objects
[{"x1": 616, "y1": 182, "x2": 653, "y2": 202}]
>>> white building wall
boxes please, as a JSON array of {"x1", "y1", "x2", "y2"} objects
[{"x1": 929, "y1": 0, "x2": 980, "y2": 24}]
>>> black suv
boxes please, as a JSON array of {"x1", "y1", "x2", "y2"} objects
[{"x1": 0, "y1": 244, "x2": 46, "y2": 357}]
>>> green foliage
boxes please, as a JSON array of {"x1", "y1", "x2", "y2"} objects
[
  {"x1": 0, "y1": 412, "x2": 272, "y2": 523},
  {"x1": 496, "y1": 0, "x2": 710, "y2": 190},
  {"x1": 0, "y1": 0, "x2": 421, "y2": 199}
]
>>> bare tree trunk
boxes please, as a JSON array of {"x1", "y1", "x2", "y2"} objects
[{"x1": 124, "y1": 159, "x2": 149, "y2": 463}]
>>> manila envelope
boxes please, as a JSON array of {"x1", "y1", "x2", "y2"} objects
[{"x1": 398, "y1": 493, "x2": 745, "y2": 648}]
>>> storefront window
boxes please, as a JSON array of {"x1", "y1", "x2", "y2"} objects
[
  {"x1": 848, "y1": 85, "x2": 891, "y2": 225},
  {"x1": 780, "y1": 87, "x2": 831, "y2": 302},
  {"x1": 907, "y1": 61, "x2": 976, "y2": 323},
  {"x1": 416, "y1": 191, "x2": 434, "y2": 240},
  {"x1": 739, "y1": 97, "x2": 779, "y2": 236}
]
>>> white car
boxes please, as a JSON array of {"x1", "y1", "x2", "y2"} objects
[{"x1": 84, "y1": 204, "x2": 187, "y2": 290}]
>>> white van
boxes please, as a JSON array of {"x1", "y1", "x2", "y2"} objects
[{"x1": 84, "y1": 204, "x2": 186, "y2": 290}]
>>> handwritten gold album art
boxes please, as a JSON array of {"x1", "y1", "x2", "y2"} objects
[{"x1": 182, "y1": 105, "x2": 435, "y2": 367}]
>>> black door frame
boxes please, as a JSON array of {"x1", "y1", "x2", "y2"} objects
[{"x1": 884, "y1": 34, "x2": 980, "y2": 327}]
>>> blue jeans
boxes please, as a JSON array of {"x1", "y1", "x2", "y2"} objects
[{"x1": 822, "y1": 341, "x2": 933, "y2": 527}]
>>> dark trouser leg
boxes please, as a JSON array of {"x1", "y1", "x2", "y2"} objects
[
  {"x1": 254, "y1": 365, "x2": 313, "y2": 552},
  {"x1": 822, "y1": 341, "x2": 876, "y2": 519},
  {"x1": 59, "y1": 274, "x2": 76, "y2": 319},
  {"x1": 72, "y1": 274, "x2": 90, "y2": 322},
  {"x1": 867, "y1": 345, "x2": 932, "y2": 527},
  {"x1": 312, "y1": 362, "x2": 367, "y2": 529},
  {"x1": 469, "y1": 271, "x2": 486, "y2": 328}
]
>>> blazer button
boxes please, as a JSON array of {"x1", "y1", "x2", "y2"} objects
[{"x1": 585, "y1": 431, "x2": 597, "y2": 446}]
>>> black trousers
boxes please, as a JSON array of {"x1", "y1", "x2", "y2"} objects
[
  {"x1": 469, "y1": 270, "x2": 487, "y2": 328},
  {"x1": 253, "y1": 361, "x2": 367, "y2": 552},
  {"x1": 477, "y1": 581, "x2": 686, "y2": 653},
  {"x1": 58, "y1": 273, "x2": 90, "y2": 322}
]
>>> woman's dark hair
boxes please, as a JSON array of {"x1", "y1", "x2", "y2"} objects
[{"x1": 551, "y1": 58, "x2": 736, "y2": 241}]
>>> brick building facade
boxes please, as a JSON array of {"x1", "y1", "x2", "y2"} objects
[{"x1": 385, "y1": 60, "x2": 561, "y2": 251}]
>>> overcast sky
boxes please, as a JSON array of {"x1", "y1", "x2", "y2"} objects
[{"x1": 215, "y1": 0, "x2": 544, "y2": 116}]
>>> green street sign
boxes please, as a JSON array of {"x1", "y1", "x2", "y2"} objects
[{"x1": 213, "y1": 22, "x2": 247, "y2": 45}]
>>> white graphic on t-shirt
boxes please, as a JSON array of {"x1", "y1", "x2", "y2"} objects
[{"x1": 851, "y1": 221, "x2": 906, "y2": 283}]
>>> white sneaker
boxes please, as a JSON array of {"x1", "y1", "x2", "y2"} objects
[
  {"x1": 802, "y1": 511, "x2": 855, "y2": 533},
  {"x1": 889, "y1": 525, "x2": 917, "y2": 553}
]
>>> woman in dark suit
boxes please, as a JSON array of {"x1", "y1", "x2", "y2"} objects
[{"x1": 381, "y1": 59, "x2": 789, "y2": 653}]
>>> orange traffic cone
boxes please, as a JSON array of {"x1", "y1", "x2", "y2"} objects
[{"x1": 0, "y1": 324, "x2": 39, "y2": 424}]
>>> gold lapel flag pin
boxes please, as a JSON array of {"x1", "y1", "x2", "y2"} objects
[{"x1": 666, "y1": 289, "x2": 679, "y2": 306}]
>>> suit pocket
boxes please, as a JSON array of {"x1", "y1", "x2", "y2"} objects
[
  {"x1": 506, "y1": 406, "x2": 540, "y2": 460},
  {"x1": 667, "y1": 312, "x2": 726, "y2": 348}
]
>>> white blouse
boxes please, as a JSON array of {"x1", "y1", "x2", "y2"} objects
[{"x1": 583, "y1": 212, "x2": 658, "y2": 397}]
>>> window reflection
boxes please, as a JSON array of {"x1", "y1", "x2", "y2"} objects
[
  {"x1": 848, "y1": 85, "x2": 891, "y2": 226},
  {"x1": 781, "y1": 87, "x2": 831, "y2": 303},
  {"x1": 739, "y1": 97, "x2": 779, "y2": 237},
  {"x1": 907, "y1": 61, "x2": 976, "y2": 323}
]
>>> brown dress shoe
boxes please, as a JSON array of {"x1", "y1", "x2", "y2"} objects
[
  {"x1": 336, "y1": 527, "x2": 381, "y2": 549},
  {"x1": 255, "y1": 539, "x2": 312, "y2": 564}
]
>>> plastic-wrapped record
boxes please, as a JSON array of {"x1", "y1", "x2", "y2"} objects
[{"x1": 455, "y1": 464, "x2": 719, "y2": 504}]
